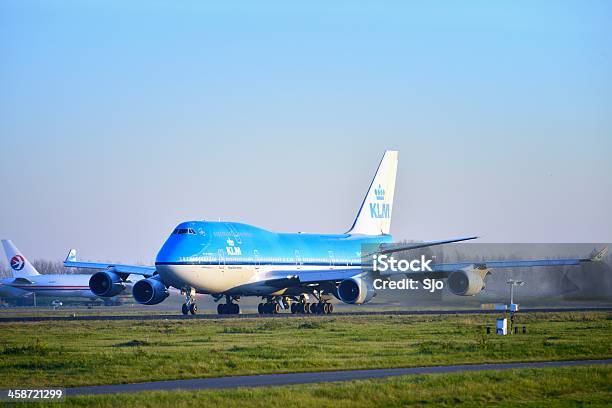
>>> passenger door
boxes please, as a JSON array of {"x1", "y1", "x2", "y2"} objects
[
  {"x1": 218, "y1": 249, "x2": 225, "y2": 272},
  {"x1": 254, "y1": 250, "x2": 260, "y2": 270}
]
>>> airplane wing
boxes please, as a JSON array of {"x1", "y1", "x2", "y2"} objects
[
  {"x1": 256, "y1": 247, "x2": 607, "y2": 286},
  {"x1": 373, "y1": 236, "x2": 478, "y2": 256},
  {"x1": 429, "y1": 247, "x2": 608, "y2": 274},
  {"x1": 63, "y1": 249, "x2": 156, "y2": 277}
]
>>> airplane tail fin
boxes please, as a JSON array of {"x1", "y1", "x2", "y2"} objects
[
  {"x1": 348, "y1": 150, "x2": 398, "y2": 236},
  {"x1": 1, "y1": 240, "x2": 41, "y2": 277}
]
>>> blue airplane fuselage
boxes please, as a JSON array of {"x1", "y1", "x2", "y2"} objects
[{"x1": 154, "y1": 221, "x2": 392, "y2": 294}]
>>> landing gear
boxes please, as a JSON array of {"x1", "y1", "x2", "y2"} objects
[
  {"x1": 217, "y1": 295, "x2": 240, "y2": 315},
  {"x1": 258, "y1": 296, "x2": 283, "y2": 314},
  {"x1": 217, "y1": 303, "x2": 240, "y2": 314},
  {"x1": 257, "y1": 293, "x2": 333, "y2": 315},
  {"x1": 299, "y1": 301, "x2": 333, "y2": 314},
  {"x1": 190, "y1": 303, "x2": 198, "y2": 314},
  {"x1": 181, "y1": 288, "x2": 197, "y2": 315},
  {"x1": 273, "y1": 300, "x2": 334, "y2": 314},
  {"x1": 258, "y1": 302, "x2": 280, "y2": 314},
  {"x1": 269, "y1": 303, "x2": 280, "y2": 314}
]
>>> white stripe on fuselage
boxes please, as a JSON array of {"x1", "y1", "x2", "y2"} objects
[{"x1": 157, "y1": 263, "x2": 362, "y2": 295}]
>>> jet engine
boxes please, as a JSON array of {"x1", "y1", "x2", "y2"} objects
[
  {"x1": 335, "y1": 276, "x2": 376, "y2": 304},
  {"x1": 447, "y1": 269, "x2": 488, "y2": 296},
  {"x1": 89, "y1": 271, "x2": 125, "y2": 297},
  {"x1": 132, "y1": 276, "x2": 169, "y2": 305}
]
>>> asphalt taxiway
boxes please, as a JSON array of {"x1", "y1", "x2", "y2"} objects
[{"x1": 66, "y1": 359, "x2": 612, "y2": 396}]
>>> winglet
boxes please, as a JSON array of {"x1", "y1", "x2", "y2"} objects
[
  {"x1": 65, "y1": 249, "x2": 77, "y2": 263},
  {"x1": 590, "y1": 246, "x2": 608, "y2": 262}
]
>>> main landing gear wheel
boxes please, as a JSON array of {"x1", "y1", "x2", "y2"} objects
[
  {"x1": 258, "y1": 302, "x2": 280, "y2": 314},
  {"x1": 181, "y1": 303, "x2": 189, "y2": 315},
  {"x1": 218, "y1": 302, "x2": 240, "y2": 315},
  {"x1": 296, "y1": 302, "x2": 332, "y2": 314},
  {"x1": 189, "y1": 303, "x2": 198, "y2": 315},
  {"x1": 314, "y1": 302, "x2": 331, "y2": 314}
]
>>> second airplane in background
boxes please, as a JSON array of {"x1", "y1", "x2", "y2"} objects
[{"x1": 1, "y1": 240, "x2": 95, "y2": 304}]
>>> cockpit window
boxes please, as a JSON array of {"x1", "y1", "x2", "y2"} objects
[{"x1": 173, "y1": 228, "x2": 196, "y2": 235}]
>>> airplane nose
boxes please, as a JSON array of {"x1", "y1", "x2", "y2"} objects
[{"x1": 156, "y1": 237, "x2": 182, "y2": 264}]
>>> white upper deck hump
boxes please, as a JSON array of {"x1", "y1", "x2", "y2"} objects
[
  {"x1": 347, "y1": 150, "x2": 398, "y2": 236},
  {"x1": 1, "y1": 239, "x2": 41, "y2": 277}
]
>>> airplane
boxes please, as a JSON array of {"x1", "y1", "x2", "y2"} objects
[
  {"x1": 0, "y1": 240, "x2": 96, "y2": 304},
  {"x1": 64, "y1": 151, "x2": 607, "y2": 315},
  {"x1": 0, "y1": 240, "x2": 137, "y2": 306}
]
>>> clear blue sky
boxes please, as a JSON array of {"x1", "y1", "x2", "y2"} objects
[{"x1": 1, "y1": 1, "x2": 611, "y2": 263}]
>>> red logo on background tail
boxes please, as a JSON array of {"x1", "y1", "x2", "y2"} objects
[{"x1": 10, "y1": 255, "x2": 25, "y2": 271}]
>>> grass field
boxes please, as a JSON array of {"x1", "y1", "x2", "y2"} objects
[
  {"x1": 27, "y1": 366, "x2": 612, "y2": 407},
  {"x1": 0, "y1": 311, "x2": 610, "y2": 389}
]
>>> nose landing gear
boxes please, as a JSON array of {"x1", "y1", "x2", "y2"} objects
[{"x1": 181, "y1": 288, "x2": 198, "y2": 315}]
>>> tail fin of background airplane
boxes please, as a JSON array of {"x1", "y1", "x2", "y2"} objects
[
  {"x1": 1, "y1": 239, "x2": 41, "y2": 277},
  {"x1": 348, "y1": 150, "x2": 398, "y2": 236}
]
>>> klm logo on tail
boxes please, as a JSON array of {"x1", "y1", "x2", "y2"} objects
[{"x1": 370, "y1": 185, "x2": 390, "y2": 219}]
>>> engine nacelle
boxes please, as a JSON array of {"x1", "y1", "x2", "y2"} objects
[
  {"x1": 447, "y1": 269, "x2": 486, "y2": 296},
  {"x1": 89, "y1": 271, "x2": 125, "y2": 297},
  {"x1": 132, "y1": 276, "x2": 169, "y2": 305},
  {"x1": 335, "y1": 276, "x2": 376, "y2": 304}
]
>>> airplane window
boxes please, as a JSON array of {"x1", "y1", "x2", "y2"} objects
[{"x1": 174, "y1": 228, "x2": 196, "y2": 235}]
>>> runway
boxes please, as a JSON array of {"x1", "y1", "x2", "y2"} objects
[
  {"x1": 66, "y1": 359, "x2": 612, "y2": 396},
  {"x1": 0, "y1": 307, "x2": 610, "y2": 323}
]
